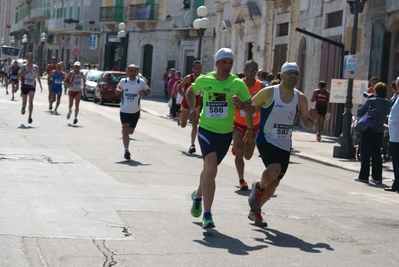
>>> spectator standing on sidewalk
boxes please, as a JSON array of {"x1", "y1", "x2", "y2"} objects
[
  {"x1": 311, "y1": 81, "x2": 330, "y2": 141},
  {"x1": 115, "y1": 64, "x2": 151, "y2": 160},
  {"x1": 367, "y1": 77, "x2": 380, "y2": 94},
  {"x1": 8, "y1": 60, "x2": 20, "y2": 101},
  {"x1": 177, "y1": 60, "x2": 202, "y2": 154},
  {"x1": 385, "y1": 77, "x2": 399, "y2": 192},
  {"x1": 389, "y1": 80, "x2": 398, "y2": 107},
  {"x1": 245, "y1": 62, "x2": 317, "y2": 227},
  {"x1": 167, "y1": 68, "x2": 177, "y2": 118},
  {"x1": 170, "y1": 70, "x2": 182, "y2": 121},
  {"x1": 163, "y1": 68, "x2": 170, "y2": 100},
  {"x1": 232, "y1": 59, "x2": 264, "y2": 190},
  {"x1": 187, "y1": 48, "x2": 255, "y2": 229},
  {"x1": 355, "y1": 82, "x2": 390, "y2": 184}
]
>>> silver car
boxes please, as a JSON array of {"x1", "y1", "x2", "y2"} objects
[{"x1": 83, "y1": 70, "x2": 103, "y2": 100}]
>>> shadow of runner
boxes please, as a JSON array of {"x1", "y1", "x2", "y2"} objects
[
  {"x1": 115, "y1": 159, "x2": 151, "y2": 167},
  {"x1": 193, "y1": 225, "x2": 267, "y2": 255},
  {"x1": 253, "y1": 228, "x2": 334, "y2": 253},
  {"x1": 18, "y1": 124, "x2": 35, "y2": 129}
]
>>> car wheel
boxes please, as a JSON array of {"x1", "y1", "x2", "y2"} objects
[
  {"x1": 83, "y1": 89, "x2": 88, "y2": 101},
  {"x1": 99, "y1": 93, "x2": 105, "y2": 105}
]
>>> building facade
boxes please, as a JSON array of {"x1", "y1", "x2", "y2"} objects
[{"x1": 2, "y1": 0, "x2": 399, "y2": 134}]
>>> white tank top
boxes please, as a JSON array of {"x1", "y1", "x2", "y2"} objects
[
  {"x1": 68, "y1": 72, "x2": 83, "y2": 91},
  {"x1": 257, "y1": 85, "x2": 299, "y2": 152}
]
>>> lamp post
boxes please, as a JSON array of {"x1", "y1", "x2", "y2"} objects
[
  {"x1": 333, "y1": 0, "x2": 367, "y2": 159},
  {"x1": 22, "y1": 34, "x2": 28, "y2": 57},
  {"x1": 10, "y1": 36, "x2": 15, "y2": 47},
  {"x1": 193, "y1": 6, "x2": 209, "y2": 61},
  {"x1": 40, "y1": 32, "x2": 46, "y2": 76},
  {"x1": 117, "y1": 22, "x2": 126, "y2": 71},
  {"x1": 0, "y1": 37, "x2": 4, "y2": 45}
]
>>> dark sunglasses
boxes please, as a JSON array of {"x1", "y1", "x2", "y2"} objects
[
  {"x1": 26, "y1": 56, "x2": 33, "y2": 59},
  {"x1": 285, "y1": 70, "x2": 300, "y2": 76},
  {"x1": 246, "y1": 67, "x2": 258, "y2": 72}
]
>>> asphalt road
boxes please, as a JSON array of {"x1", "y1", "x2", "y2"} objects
[{"x1": 0, "y1": 82, "x2": 398, "y2": 267}]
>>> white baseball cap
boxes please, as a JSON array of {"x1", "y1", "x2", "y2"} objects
[
  {"x1": 74, "y1": 61, "x2": 80, "y2": 66},
  {"x1": 281, "y1": 62, "x2": 299, "y2": 73}
]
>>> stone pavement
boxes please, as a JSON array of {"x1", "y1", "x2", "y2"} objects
[{"x1": 141, "y1": 96, "x2": 394, "y2": 182}]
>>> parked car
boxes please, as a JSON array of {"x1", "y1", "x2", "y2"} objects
[
  {"x1": 93, "y1": 71, "x2": 127, "y2": 105},
  {"x1": 83, "y1": 70, "x2": 103, "y2": 100}
]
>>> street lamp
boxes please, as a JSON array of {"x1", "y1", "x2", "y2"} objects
[
  {"x1": 22, "y1": 34, "x2": 28, "y2": 57},
  {"x1": 40, "y1": 32, "x2": 46, "y2": 76},
  {"x1": 0, "y1": 37, "x2": 3, "y2": 45},
  {"x1": 333, "y1": 0, "x2": 367, "y2": 159},
  {"x1": 117, "y1": 22, "x2": 126, "y2": 71},
  {"x1": 193, "y1": 6, "x2": 209, "y2": 61},
  {"x1": 10, "y1": 36, "x2": 15, "y2": 47}
]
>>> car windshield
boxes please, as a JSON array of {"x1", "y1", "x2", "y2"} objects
[
  {"x1": 87, "y1": 71, "x2": 103, "y2": 82},
  {"x1": 109, "y1": 73, "x2": 127, "y2": 84}
]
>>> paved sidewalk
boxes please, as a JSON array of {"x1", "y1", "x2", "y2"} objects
[{"x1": 141, "y1": 96, "x2": 394, "y2": 182}]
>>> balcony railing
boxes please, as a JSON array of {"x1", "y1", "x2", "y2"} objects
[
  {"x1": 30, "y1": 7, "x2": 51, "y2": 20},
  {"x1": 99, "y1": 6, "x2": 126, "y2": 22},
  {"x1": 10, "y1": 19, "x2": 26, "y2": 34},
  {"x1": 65, "y1": 20, "x2": 101, "y2": 33},
  {"x1": 47, "y1": 18, "x2": 66, "y2": 31},
  {"x1": 128, "y1": 4, "x2": 158, "y2": 21}
]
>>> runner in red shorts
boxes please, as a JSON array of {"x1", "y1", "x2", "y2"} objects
[
  {"x1": 232, "y1": 60, "x2": 264, "y2": 190},
  {"x1": 177, "y1": 60, "x2": 202, "y2": 154}
]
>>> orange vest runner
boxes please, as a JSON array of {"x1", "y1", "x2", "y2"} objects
[{"x1": 234, "y1": 79, "x2": 262, "y2": 126}]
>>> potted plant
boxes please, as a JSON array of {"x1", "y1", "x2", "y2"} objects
[
  {"x1": 75, "y1": 24, "x2": 83, "y2": 30},
  {"x1": 6, "y1": 23, "x2": 11, "y2": 28},
  {"x1": 89, "y1": 20, "x2": 95, "y2": 24}
]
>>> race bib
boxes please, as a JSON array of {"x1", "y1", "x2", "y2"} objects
[
  {"x1": 125, "y1": 93, "x2": 137, "y2": 102},
  {"x1": 271, "y1": 123, "x2": 292, "y2": 139},
  {"x1": 205, "y1": 101, "x2": 228, "y2": 118},
  {"x1": 10, "y1": 75, "x2": 17, "y2": 80},
  {"x1": 54, "y1": 79, "x2": 62, "y2": 84},
  {"x1": 73, "y1": 81, "x2": 81, "y2": 88},
  {"x1": 25, "y1": 78, "x2": 35, "y2": 86}
]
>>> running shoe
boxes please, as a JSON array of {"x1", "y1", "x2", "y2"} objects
[
  {"x1": 231, "y1": 146, "x2": 236, "y2": 156},
  {"x1": 49, "y1": 102, "x2": 52, "y2": 110},
  {"x1": 21, "y1": 107, "x2": 25, "y2": 115},
  {"x1": 11, "y1": 96, "x2": 14, "y2": 101},
  {"x1": 190, "y1": 190, "x2": 202, "y2": 217},
  {"x1": 248, "y1": 209, "x2": 268, "y2": 227},
  {"x1": 239, "y1": 179, "x2": 248, "y2": 190},
  {"x1": 248, "y1": 181, "x2": 264, "y2": 211},
  {"x1": 124, "y1": 150, "x2": 131, "y2": 160},
  {"x1": 54, "y1": 110, "x2": 58, "y2": 115},
  {"x1": 66, "y1": 111, "x2": 72, "y2": 120},
  {"x1": 188, "y1": 144, "x2": 196, "y2": 154},
  {"x1": 6, "y1": 90, "x2": 8, "y2": 95},
  {"x1": 73, "y1": 118, "x2": 78, "y2": 124},
  {"x1": 202, "y1": 211, "x2": 215, "y2": 229},
  {"x1": 28, "y1": 117, "x2": 32, "y2": 124}
]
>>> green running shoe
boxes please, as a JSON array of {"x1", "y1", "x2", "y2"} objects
[
  {"x1": 190, "y1": 190, "x2": 202, "y2": 217},
  {"x1": 202, "y1": 211, "x2": 215, "y2": 229}
]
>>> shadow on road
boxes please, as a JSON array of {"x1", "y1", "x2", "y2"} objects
[
  {"x1": 18, "y1": 124, "x2": 35, "y2": 129},
  {"x1": 116, "y1": 159, "x2": 151, "y2": 167},
  {"x1": 193, "y1": 224, "x2": 267, "y2": 255},
  {"x1": 67, "y1": 124, "x2": 83, "y2": 128},
  {"x1": 180, "y1": 150, "x2": 202, "y2": 159},
  {"x1": 253, "y1": 228, "x2": 334, "y2": 253}
]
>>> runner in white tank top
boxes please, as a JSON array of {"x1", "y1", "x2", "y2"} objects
[
  {"x1": 64, "y1": 61, "x2": 86, "y2": 124},
  {"x1": 241, "y1": 62, "x2": 318, "y2": 227}
]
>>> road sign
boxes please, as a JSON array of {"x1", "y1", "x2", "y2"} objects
[
  {"x1": 342, "y1": 55, "x2": 357, "y2": 79},
  {"x1": 329, "y1": 79, "x2": 368, "y2": 105},
  {"x1": 72, "y1": 48, "x2": 81, "y2": 58},
  {"x1": 89, "y1": 35, "x2": 97, "y2": 50}
]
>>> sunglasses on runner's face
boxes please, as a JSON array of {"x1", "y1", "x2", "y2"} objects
[
  {"x1": 284, "y1": 70, "x2": 300, "y2": 76},
  {"x1": 246, "y1": 67, "x2": 258, "y2": 72}
]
